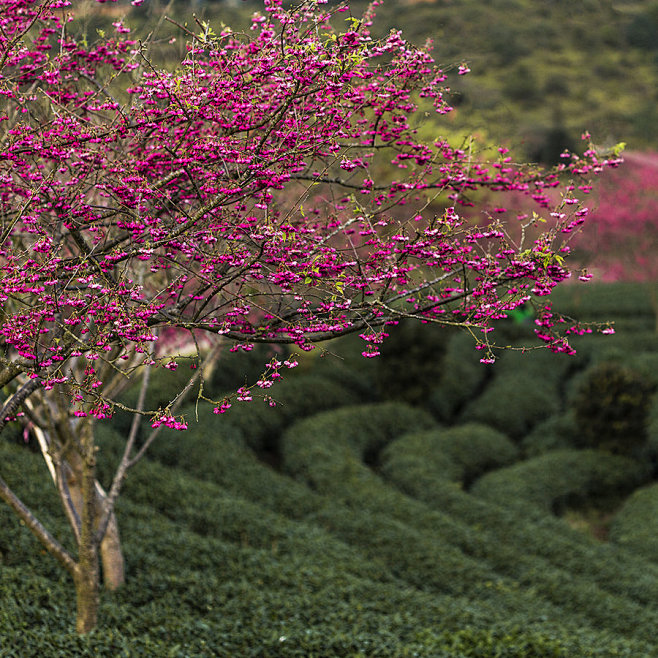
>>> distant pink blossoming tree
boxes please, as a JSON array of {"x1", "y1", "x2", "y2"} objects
[
  {"x1": 572, "y1": 150, "x2": 658, "y2": 325},
  {"x1": 0, "y1": 0, "x2": 618, "y2": 632}
]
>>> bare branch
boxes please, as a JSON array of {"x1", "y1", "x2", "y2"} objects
[
  {"x1": 0, "y1": 473, "x2": 77, "y2": 577},
  {"x1": 0, "y1": 377, "x2": 41, "y2": 434}
]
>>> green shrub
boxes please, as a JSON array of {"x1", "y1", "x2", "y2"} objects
[
  {"x1": 626, "y1": 3, "x2": 658, "y2": 51},
  {"x1": 454, "y1": 339, "x2": 573, "y2": 442},
  {"x1": 380, "y1": 423, "x2": 519, "y2": 487},
  {"x1": 459, "y1": 372, "x2": 560, "y2": 440},
  {"x1": 610, "y1": 483, "x2": 658, "y2": 561},
  {"x1": 493, "y1": 344, "x2": 574, "y2": 385},
  {"x1": 471, "y1": 449, "x2": 649, "y2": 514},
  {"x1": 211, "y1": 372, "x2": 366, "y2": 451},
  {"x1": 126, "y1": 409, "x2": 317, "y2": 520},
  {"x1": 426, "y1": 332, "x2": 490, "y2": 422},
  {"x1": 521, "y1": 411, "x2": 579, "y2": 457},
  {"x1": 312, "y1": 321, "x2": 452, "y2": 406},
  {"x1": 645, "y1": 393, "x2": 658, "y2": 462},
  {"x1": 568, "y1": 331, "x2": 658, "y2": 373},
  {"x1": 623, "y1": 352, "x2": 658, "y2": 388},
  {"x1": 375, "y1": 319, "x2": 452, "y2": 405},
  {"x1": 572, "y1": 362, "x2": 655, "y2": 455},
  {"x1": 281, "y1": 402, "x2": 437, "y2": 485}
]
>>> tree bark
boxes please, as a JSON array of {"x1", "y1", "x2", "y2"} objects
[
  {"x1": 97, "y1": 486, "x2": 124, "y2": 591},
  {"x1": 74, "y1": 549, "x2": 100, "y2": 635},
  {"x1": 40, "y1": 415, "x2": 126, "y2": 592},
  {"x1": 74, "y1": 420, "x2": 101, "y2": 634}
]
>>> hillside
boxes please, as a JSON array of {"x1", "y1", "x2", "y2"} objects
[
  {"x1": 352, "y1": 0, "x2": 658, "y2": 158},
  {"x1": 2, "y1": 283, "x2": 658, "y2": 656},
  {"x1": 142, "y1": 0, "x2": 658, "y2": 160}
]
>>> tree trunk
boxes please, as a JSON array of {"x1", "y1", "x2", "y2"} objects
[
  {"x1": 67, "y1": 466, "x2": 125, "y2": 590},
  {"x1": 74, "y1": 548, "x2": 100, "y2": 634},
  {"x1": 99, "y1": 504, "x2": 124, "y2": 590},
  {"x1": 41, "y1": 415, "x2": 126, "y2": 593},
  {"x1": 74, "y1": 420, "x2": 101, "y2": 634}
]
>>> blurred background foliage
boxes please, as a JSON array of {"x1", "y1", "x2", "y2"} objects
[{"x1": 85, "y1": 0, "x2": 658, "y2": 162}]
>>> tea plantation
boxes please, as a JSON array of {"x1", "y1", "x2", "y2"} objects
[{"x1": 1, "y1": 283, "x2": 658, "y2": 656}]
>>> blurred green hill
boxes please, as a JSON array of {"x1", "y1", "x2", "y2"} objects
[
  {"x1": 350, "y1": 0, "x2": 658, "y2": 158},
  {"x1": 140, "y1": 0, "x2": 658, "y2": 160}
]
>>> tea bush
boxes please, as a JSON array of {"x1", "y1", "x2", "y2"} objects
[
  {"x1": 521, "y1": 411, "x2": 579, "y2": 456},
  {"x1": 379, "y1": 423, "x2": 519, "y2": 486},
  {"x1": 375, "y1": 319, "x2": 451, "y2": 405},
  {"x1": 609, "y1": 482, "x2": 658, "y2": 561},
  {"x1": 426, "y1": 332, "x2": 490, "y2": 422},
  {"x1": 459, "y1": 372, "x2": 561, "y2": 440},
  {"x1": 572, "y1": 361, "x2": 655, "y2": 455},
  {"x1": 471, "y1": 449, "x2": 649, "y2": 514}
]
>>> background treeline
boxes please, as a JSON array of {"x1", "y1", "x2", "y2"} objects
[
  {"x1": 2, "y1": 282, "x2": 658, "y2": 656},
  {"x1": 108, "y1": 0, "x2": 658, "y2": 159}
]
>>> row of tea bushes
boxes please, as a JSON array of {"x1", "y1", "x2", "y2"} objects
[
  {"x1": 5, "y1": 435, "x2": 656, "y2": 656},
  {"x1": 381, "y1": 455, "x2": 658, "y2": 609},
  {"x1": 470, "y1": 449, "x2": 650, "y2": 515},
  {"x1": 379, "y1": 423, "x2": 519, "y2": 487},
  {"x1": 279, "y1": 406, "x2": 658, "y2": 644},
  {"x1": 609, "y1": 482, "x2": 658, "y2": 561}
]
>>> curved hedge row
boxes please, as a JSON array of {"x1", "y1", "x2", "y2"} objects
[
  {"x1": 379, "y1": 423, "x2": 518, "y2": 486},
  {"x1": 280, "y1": 408, "x2": 658, "y2": 642},
  {"x1": 610, "y1": 482, "x2": 658, "y2": 561},
  {"x1": 459, "y1": 373, "x2": 560, "y2": 440},
  {"x1": 378, "y1": 433, "x2": 658, "y2": 612},
  {"x1": 471, "y1": 449, "x2": 649, "y2": 514}
]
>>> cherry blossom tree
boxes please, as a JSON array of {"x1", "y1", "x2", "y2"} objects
[{"x1": 0, "y1": 0, "x2": 618, "y2": 632}]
